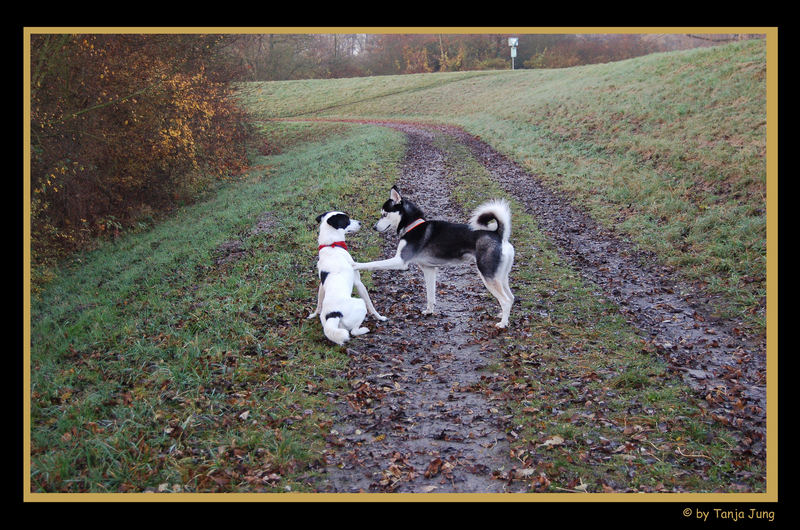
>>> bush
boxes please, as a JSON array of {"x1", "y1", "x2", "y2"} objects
[{"x1": 30, "y1": 34, "x2": 250, "y2": 277}]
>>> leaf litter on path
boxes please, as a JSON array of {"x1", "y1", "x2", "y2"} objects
[{"x1": 318, "y1": 127, "x2": 527, "y2": 493}]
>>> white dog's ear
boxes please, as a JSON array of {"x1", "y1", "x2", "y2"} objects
[{"x1": 390, "y1": 186, "x2": 402, "y2": 203}]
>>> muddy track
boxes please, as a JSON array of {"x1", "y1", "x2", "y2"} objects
[
  {"x1": 318, "y1": 127, "x2": 527, "y2": 493},
  {"x1": 314, "y1": 120, "x2": 767, "y2": 492},
  {"x1": 443, "y1": 126, "x2": 767, "y2": 457}
]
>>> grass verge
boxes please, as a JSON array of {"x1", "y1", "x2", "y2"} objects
[{"x1": 30, "y1": 122, "x2": 406, "y2": 492}]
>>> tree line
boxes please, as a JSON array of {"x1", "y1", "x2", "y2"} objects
[{"x1": 220, "y1": 33, "x2": 764, "y2": 80}]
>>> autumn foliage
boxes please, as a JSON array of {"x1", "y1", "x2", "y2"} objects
[{"x1": 30, "y1": 35, "x2": 250, "y2": 270}]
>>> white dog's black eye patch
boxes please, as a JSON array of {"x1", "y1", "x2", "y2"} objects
[{"x1": 326, "y1": 213, "x2": 350, "y2": 230}]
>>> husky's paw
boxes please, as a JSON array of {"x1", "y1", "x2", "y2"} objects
[
  {"x1": 422, "y1": 307, "x2": 435, "y2": 315},
  {"x1": 374, "y1": 314, "x2": 388, "y2": 322},
  {"x1": 494, "y1": 321, "x2": 508, "y2": 329}
]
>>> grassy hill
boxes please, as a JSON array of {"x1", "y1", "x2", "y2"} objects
[{"x1": 237, "y1": 39, "x2": 767, "y2": 331}]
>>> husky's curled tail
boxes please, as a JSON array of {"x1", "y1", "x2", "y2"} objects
[{"x1": 469, "y1": 199, "x2": 512, "y2": 242}]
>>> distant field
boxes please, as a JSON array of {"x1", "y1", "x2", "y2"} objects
[{"x1": 237, "y1": 39, "x2": 767, "y2": 333}]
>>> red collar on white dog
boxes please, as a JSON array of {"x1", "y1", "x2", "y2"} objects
[{"x1": 318, "y1": 241, "x2": 348, "y2": 252}]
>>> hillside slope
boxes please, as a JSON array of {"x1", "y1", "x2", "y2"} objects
[{"x1": 237, "y1": 39, "x2": 768, "y2": 332}]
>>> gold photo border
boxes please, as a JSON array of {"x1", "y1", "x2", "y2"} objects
[{"x1": 22, "y1": 26, "x2": 779, "y2": 504}]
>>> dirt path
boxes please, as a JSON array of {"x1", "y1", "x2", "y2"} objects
[
  {"x1": 318, "y1": 126, "x2": 527, "y2": 493},
  {"x1": 314, "y1": 121, "x2": 767, "y2": 492}
]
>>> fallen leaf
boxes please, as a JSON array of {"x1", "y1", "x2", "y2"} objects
[
  {"x1": 537, "y1": 435, "x2": 565, "y2": 449},
  {"x1": 424, "y1": 458, "x2": 443, "y2": 478},
  {"x1": 513, "y1": 468, "x2": 536, "y2": 479}
]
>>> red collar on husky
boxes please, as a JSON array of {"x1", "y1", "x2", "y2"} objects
[
  {"x1": 318, "y1": 241, "x2": 348, "y2": 252},
  {"x1": 400, "y1": 219, "x2": 426, "y2": 236}
]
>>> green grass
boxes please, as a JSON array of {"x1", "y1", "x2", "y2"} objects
[
  {"x1": 237, "y1": 39, "x2": 767, "y2": 334},
  {"x1": 30, "y1": 122, "x2": 407, "y2": 492}
]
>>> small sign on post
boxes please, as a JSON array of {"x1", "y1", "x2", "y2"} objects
[{"x1": 508, "y1": 37, "x2": 519, "y2": 70}]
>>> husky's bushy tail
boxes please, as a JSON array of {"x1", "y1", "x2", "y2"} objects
[{"x1": 469, "y1": 199, "x2": 512, "y2": 243}]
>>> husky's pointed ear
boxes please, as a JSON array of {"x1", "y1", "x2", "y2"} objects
[{"x1": 390, "y1": 186, "x2": 402, "y2": 203}]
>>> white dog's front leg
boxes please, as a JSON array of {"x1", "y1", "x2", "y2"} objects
[
  {"x1": 307, "y1": 283, "x2": 324, "y2": 319},
  {"x1": 420, "y1": 265, "x2": 437, "y2": 314}
]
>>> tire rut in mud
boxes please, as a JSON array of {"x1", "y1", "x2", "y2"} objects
[
  {"x1": 315, "y1": 120, "x2": 766, "y2": 492},
  {"x1": 318, "y1": 127, "x2": 526, "y2": 493},
  {"x1": 446, "y1": 127, "x2": 767, "y2": 456}
]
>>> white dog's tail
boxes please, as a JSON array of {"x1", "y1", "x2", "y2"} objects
[
  {"x1": 322, "y1": 313, "x2": 350, "y2": 345},
  {"x1": 469, "y1": 199, "x2": 512, "y2": 243}
]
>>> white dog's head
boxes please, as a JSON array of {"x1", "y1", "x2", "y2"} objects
[{"x1": 315, "y1": 211, "x2": 360, "y2": 243}]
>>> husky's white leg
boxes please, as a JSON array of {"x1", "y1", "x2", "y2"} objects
[
  {"x1": 499, "y1": 243, "x2": 515, "y2": 313},
  {"x1": 353, "y1": 241, "x2": 409, "y2": 272},
  {"x1": 420, "y1": 265, "x2": 437, "y2": 315},
  {"x1": 478, "y1": 274, "x2": 513, "y2": 328},
  {"x1": 353, "y1": 255, "x2": 408, "y2": 271}
]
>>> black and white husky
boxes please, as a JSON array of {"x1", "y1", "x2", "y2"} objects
[
  {"x1": 352, "y1": 186, "x2": 515, "y2": 328},
  {"x1": 308, "y1": 211, "x2": 387, "y2": 345}
]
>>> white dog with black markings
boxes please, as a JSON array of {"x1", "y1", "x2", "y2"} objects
[{"x1": 307, "y1": 211, "x2": 387, "y2": 345}]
